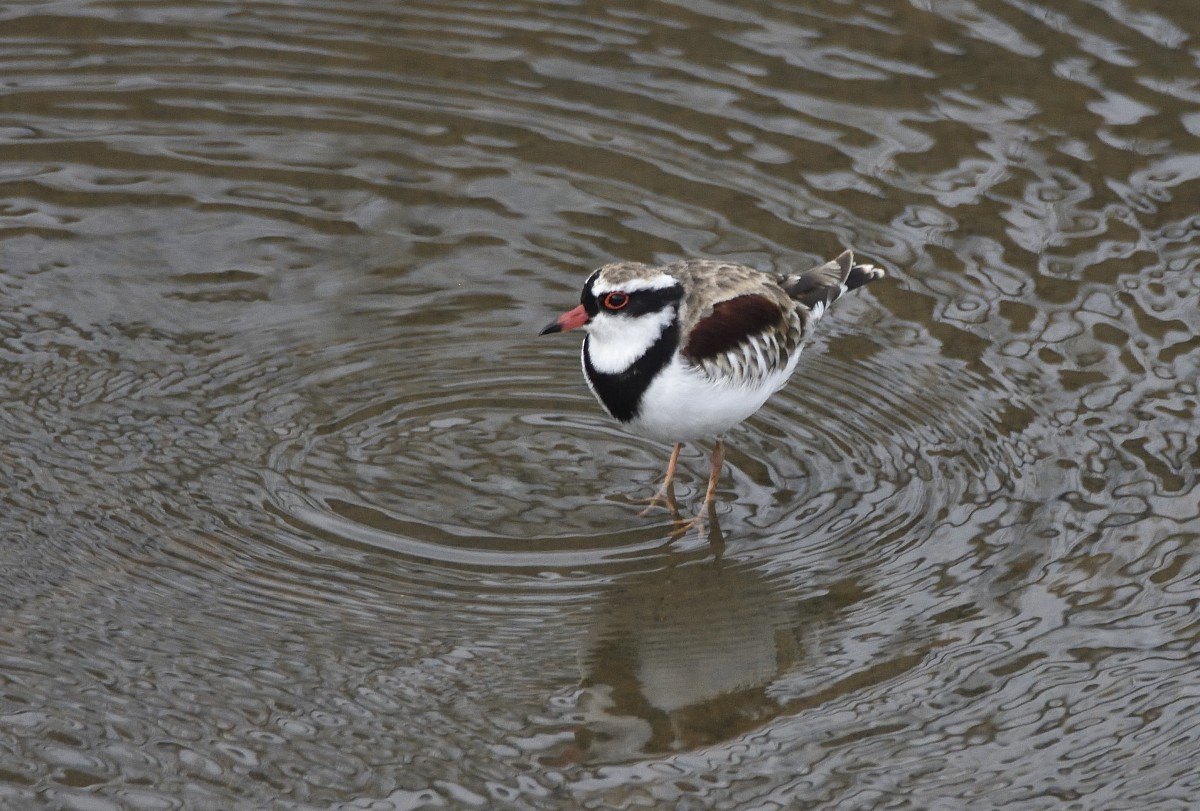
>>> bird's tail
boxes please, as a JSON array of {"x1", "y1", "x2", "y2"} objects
[{"x1": 782, "y1": 249, "x2": 885, "y2": 312}]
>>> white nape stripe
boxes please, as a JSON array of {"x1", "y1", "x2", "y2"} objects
[{"x1": 591, "y1": 273, "x2": 676, "y2": 294}]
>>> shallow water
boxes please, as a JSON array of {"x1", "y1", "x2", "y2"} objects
[{"x1": 1, "y1": 1, "x2": 1198, "y2": 809}]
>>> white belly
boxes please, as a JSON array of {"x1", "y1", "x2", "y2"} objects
[{"x1": 625, "y1": 353, "x2": 801, "y2": 442}]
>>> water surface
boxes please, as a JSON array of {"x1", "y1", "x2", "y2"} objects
[{"x1": 1, "y1": 1, "x2": 1198, "y2": 809}]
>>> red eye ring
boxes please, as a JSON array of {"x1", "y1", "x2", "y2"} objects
[{"x1": 602, "y1": 291, "x2": 630, "y2": 310}]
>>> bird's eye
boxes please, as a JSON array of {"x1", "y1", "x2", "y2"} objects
[{"x1": 602, "y1": 292, "x2": 630, "y2": 311}]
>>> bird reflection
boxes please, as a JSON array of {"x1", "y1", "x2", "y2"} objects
[{"x1": 546, "y1": 562, "x2": 870, "y2": 765}]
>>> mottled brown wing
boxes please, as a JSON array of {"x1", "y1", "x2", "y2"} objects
[
  {"x1": 683, "y1": 294, "x2": 782, "y2": 360},
  {"x1": 681, "y1": 294, "x2": 802, "y2": 384}
]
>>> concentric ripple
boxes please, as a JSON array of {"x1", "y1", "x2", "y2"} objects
[
  {"x1": 260, "y1": 338, "x2": 689, "y2": 564},
  {"x1": 2, "y1": 0, "x2": 1200, "y2": 809}
]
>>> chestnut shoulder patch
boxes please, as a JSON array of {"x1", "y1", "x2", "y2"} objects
[{"x1": 683, "y1": 294, "x2": 784, "y2": 362}]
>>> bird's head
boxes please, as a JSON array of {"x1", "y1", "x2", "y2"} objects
[{"x1": 540, "y1": 263, "x2": 684, "y2": 370}]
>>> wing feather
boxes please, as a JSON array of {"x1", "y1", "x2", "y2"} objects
[{"x1": 681, "y1": 294, "x2": 801, "y2": 384}]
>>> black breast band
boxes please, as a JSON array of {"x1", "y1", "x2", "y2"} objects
[{"x1": 584, "y1": 317, "x2": 680, "y2": 423}]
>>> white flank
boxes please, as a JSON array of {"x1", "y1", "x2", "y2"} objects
[
  {"x1": 627, "y1": 350, "x2": 803, "y2": 442},
  {"x1": 584, "y1": 306, "x2": 677, "y2": 374}
]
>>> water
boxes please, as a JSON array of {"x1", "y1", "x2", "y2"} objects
[{"x1": 1, "y1": 1, "x2": 1197, "y2": 808}]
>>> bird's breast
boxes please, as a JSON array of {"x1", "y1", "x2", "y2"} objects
[
  {"x1": 582, "y1": 317, "x2": 680, "y2": 424},
  {"x1": 623, "y1": 353, "x2": 801, "y2": 443}
]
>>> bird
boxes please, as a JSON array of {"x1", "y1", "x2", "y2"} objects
[{"x1": 540, "y1": 249, "x2": 885, "y2": 530}]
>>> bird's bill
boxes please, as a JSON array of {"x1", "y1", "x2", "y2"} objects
[{"x1": 539, "y1": 304, "x2": 589, "y2": 335}]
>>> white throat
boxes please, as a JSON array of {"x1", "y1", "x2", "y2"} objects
[{"x1": 585, "y1": 306, "x2": 677, "y2": 373}]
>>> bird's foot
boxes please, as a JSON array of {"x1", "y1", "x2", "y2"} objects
[
  {"x1": 667, "y1": 511, "x2": 703, "y2": 538},
  {"x1": 665, "y1": 501, "x2": 724, "y2": 552},
  {"x1": 635, "y1": 442, "x2": 683, "y2": 518},
  {"x1": 634, "y1": 483, "x2": 680, "y2": 518}
]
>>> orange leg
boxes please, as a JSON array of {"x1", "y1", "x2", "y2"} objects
[
  {"x1": 637, "y1": 442, "x2": 683, "y2": 517},
  {"x1": 701, "y1": 439, "x2": 725, "y2": 514},
  {"x1": 667, "y1": 440, "x2": 726, "y2": 539}
]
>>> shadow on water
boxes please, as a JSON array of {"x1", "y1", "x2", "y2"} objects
[{"x1": 543, "y1": 556, "x2": 949, "y2": 767}]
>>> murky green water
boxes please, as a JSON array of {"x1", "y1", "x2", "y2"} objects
[{"x1": 1, "y1": 1, "x2": 1198, "y2": 809}]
